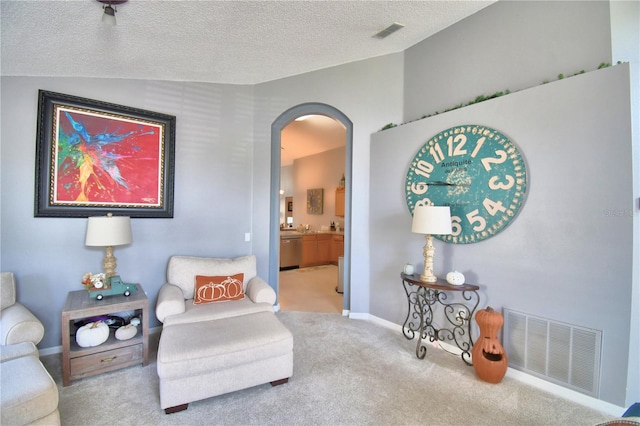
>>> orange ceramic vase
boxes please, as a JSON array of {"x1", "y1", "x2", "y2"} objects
[{"x1": 472, "y1": 306, "x2": 508, "y2": 383}]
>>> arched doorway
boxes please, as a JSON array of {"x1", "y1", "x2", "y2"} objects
[{"x1": 269, "y1": 103, "x2": 353, "y2": 312}]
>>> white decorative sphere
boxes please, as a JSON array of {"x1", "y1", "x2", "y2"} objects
[
  {"x1": 446, "y1": 270, "x2": 465, "y2": 285},
  {"x1": 403, "y1": 263, "x2": 415, "y2": 275}
]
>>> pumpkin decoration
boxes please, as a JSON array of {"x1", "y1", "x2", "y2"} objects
[
  {"x1": 472, "y1": 306, "x2": 508, "y2": 383},
  {"x1": 446, "y1": 270, "x2": 465, "y2": 285},
  {"x1": 76, "y1": 321, "x2": 110, "y2": 348},
  {"x1": 115, "y1": 324, "x2": 137, "y2": 341}
]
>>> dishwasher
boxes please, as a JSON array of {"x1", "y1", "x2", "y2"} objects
[{"x1": 280, "y1": 234, "x2": 301, "y2": 270}]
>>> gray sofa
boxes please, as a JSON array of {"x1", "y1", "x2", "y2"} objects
[
  {"x1": 155, "y1": 255, "x2": 293, "y2": 413},
  {"x1": 0, "y1": 272, "x2": 60, "y2": 425}
]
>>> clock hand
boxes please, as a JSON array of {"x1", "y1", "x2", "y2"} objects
[{"x1": 427, "y1": 181, "x2": 470, "y2": 187}]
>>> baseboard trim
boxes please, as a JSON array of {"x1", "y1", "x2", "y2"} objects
[
  {"x1": 39, "y1": 345, "x2": 62, "y2": 357},
  {"x1": 356, "y1": 312, "x2": 627, "y2": 418}
]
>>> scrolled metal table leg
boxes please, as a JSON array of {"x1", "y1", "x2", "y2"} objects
[
  {"x1": 401, "y1": 277, "x2": 415, "y2": 340},
  {"x1": 415, "y1": 288, "x2": 428, "y2": 359}
]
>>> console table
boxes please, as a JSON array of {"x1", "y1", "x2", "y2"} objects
[{"x1": 400, "y1": 273, "x2": 480, "y2": 365}]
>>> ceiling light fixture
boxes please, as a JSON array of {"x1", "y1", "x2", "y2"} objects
[
  {"x1": 97, "y1": 0, "x2": 127, "y2": 26},
  {"x1": 295, "y1": 115, "x2": 318, "y2": 121}
]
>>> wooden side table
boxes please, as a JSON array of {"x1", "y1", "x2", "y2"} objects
[
  {"x1": 61, "y1": 283, "x2": 149, "y2": 386},
  {"x1": 400, "y1": 273, "x2": 480, "y2": 365}
]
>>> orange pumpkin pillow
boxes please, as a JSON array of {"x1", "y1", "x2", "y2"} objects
[{"x1": 194, "y1": 273, "x2": 245, "y2": 304}]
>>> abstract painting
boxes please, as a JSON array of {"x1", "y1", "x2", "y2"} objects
[{"x1": 35, "y1": 90, "x2": 175, "y2": 218}]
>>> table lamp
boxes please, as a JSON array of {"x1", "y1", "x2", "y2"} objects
[
  {"x1": 411, "y1": 205, "x2": 452, "y2": 283},
  {"x1": 85, "y1": 213, "x2": 132, "y2": 278}
]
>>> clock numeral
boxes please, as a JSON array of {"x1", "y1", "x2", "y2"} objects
[
  {"x1": 451, "y1": 216, "x2": 462, "y2": 237},
  {"x1": 429, "y1": 144, "x2": 445, "y2": 163},
  {"x1": 488, "y1": 175, "x2": 515, "y2": 190},
  {"x1": 414, "y1": 160, "x2": 434, "y2": 178},
  {"x1": 447, "y1": 134, "x2": 468, "y2": 157},
  {"x1": 470, "y1": 136, "x2": 486, "y2": 158},
  {"x1": 483, "y1": 198, "x2": 507, "y2": 216},
  {"x1": 410, "y1": 182, "x2": 428, "y2": 195},
  {"x1": 466, "y1": 209, "x2": 487, "y2": 232},
  {"x1": 415, "y1": 198, "x2": 432, "y2": 208},
  {"x1": 481, "y1": 149, "x2": 507, "y2": 171}
]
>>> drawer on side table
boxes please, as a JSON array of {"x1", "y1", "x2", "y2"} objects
[{"x1": 70, "y1": 343, "x2": 143, "y2": 380}]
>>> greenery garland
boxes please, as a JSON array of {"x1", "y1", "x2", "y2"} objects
[{"x1": 379, "y1": 62, "x2": 618, "y2": 132}]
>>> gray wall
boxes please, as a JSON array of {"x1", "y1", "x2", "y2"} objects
[
  {"x1": 0, "y1": 78, "x2": 255, "y2": 348},
  {"x1": 370, "y1": 65, "x2": 633, "y2": 406},
  {"x1": 610, "y1": 0, "x2": 640, "y2": 407},
  {"x1": 251, "y1": 54, "x2": 405, "y2": 314},
  {"x1": 396, "y1": 0, "x2": 638, "y2": 407},
  {"x1": 403, "y1": 0, "x2": 612, "y2": 123},
  {"x1": 0, "y1": 52, "x2": 405, "y2": 343}
]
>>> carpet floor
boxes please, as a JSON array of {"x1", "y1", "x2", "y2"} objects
[{"x1": 40, "y1": 311, "x2": 616, "y2": 425}]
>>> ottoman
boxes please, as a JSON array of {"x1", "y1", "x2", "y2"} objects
[{"x1": 157, "y1": 311, "x2": 293, "y2": 413}]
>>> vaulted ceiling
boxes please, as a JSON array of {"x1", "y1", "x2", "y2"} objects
[
  {"x1": 1, "y1": 0, "x2": 493, "y2": 85},
  {"x1": 1, "y1": 1, "x2": 495, "y2": 164}
]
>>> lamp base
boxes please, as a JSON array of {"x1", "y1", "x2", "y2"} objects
[
  {"x1": 419, "y1": 273, "x2": 438, "y2": 283},
  {"x1": 420, "y1": 234, "x2": 438, "y2": 283},
  {"x1": 103, "y1": 246, "x2": 118, "y2": 278}
]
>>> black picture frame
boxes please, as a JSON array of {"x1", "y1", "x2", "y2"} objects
[{"x1": 34, "y1": 90, "x2": 176, "y2": 218}]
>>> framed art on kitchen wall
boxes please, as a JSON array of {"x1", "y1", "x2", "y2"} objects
[
  {"x1": 34, "y1": 90, "x2": 176, "y2": 218},
  {"x1": 307, "y1": 188, "x2": 323, "y2": 214}
]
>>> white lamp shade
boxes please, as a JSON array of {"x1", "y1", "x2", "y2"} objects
[
  {"x1": 85, "y1": 215, "x2": 132, "y2": 247},
  {"x1": 411, "y1": 205, "x2": 452, "y2": 235}
]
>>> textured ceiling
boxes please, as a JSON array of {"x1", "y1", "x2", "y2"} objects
[{"x1": 1, "y1": 0, "x2": 494, "y2": 85}]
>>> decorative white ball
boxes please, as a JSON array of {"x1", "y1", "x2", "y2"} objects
[
  {"x1": 403, "y1": 263, "x2": 414, "y2": 275},
  {"x1": 93, "y1": 280, "x2": 104, "y2": 289},
  {"x1": 446, "y1": 270, "x2": 465, "y2": 285}
]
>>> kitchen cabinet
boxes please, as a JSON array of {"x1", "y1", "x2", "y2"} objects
[
  {"x1": 335, "y1": 187, "x2": 345, "y2": 217},
  {"x1": 301, "y1": 236, "x2": 315, "y2": 267},
  {"x1": 301, "y1": 234, "x2": 331, "y2": 267},
  {"x1": 331, "y1": 234, "x2": 344, "y2": 265}
]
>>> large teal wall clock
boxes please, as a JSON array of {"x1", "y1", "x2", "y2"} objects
[{"x1": 405, "y1": 124, "x2": 527, "y2": 244}]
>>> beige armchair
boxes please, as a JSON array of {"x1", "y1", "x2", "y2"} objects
[
  {"x1": 155, "y1": 255, "x2": 277, "y2": 326},
  {"x1": 0, "y1": 272, "x2": 45, "y2": 346},
  {"x1": 0, "y1": 272, "x2": 60, "y2": 425},
  {"x1": 155, "y1": 255, "x2": 293, "y2": 413}
]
